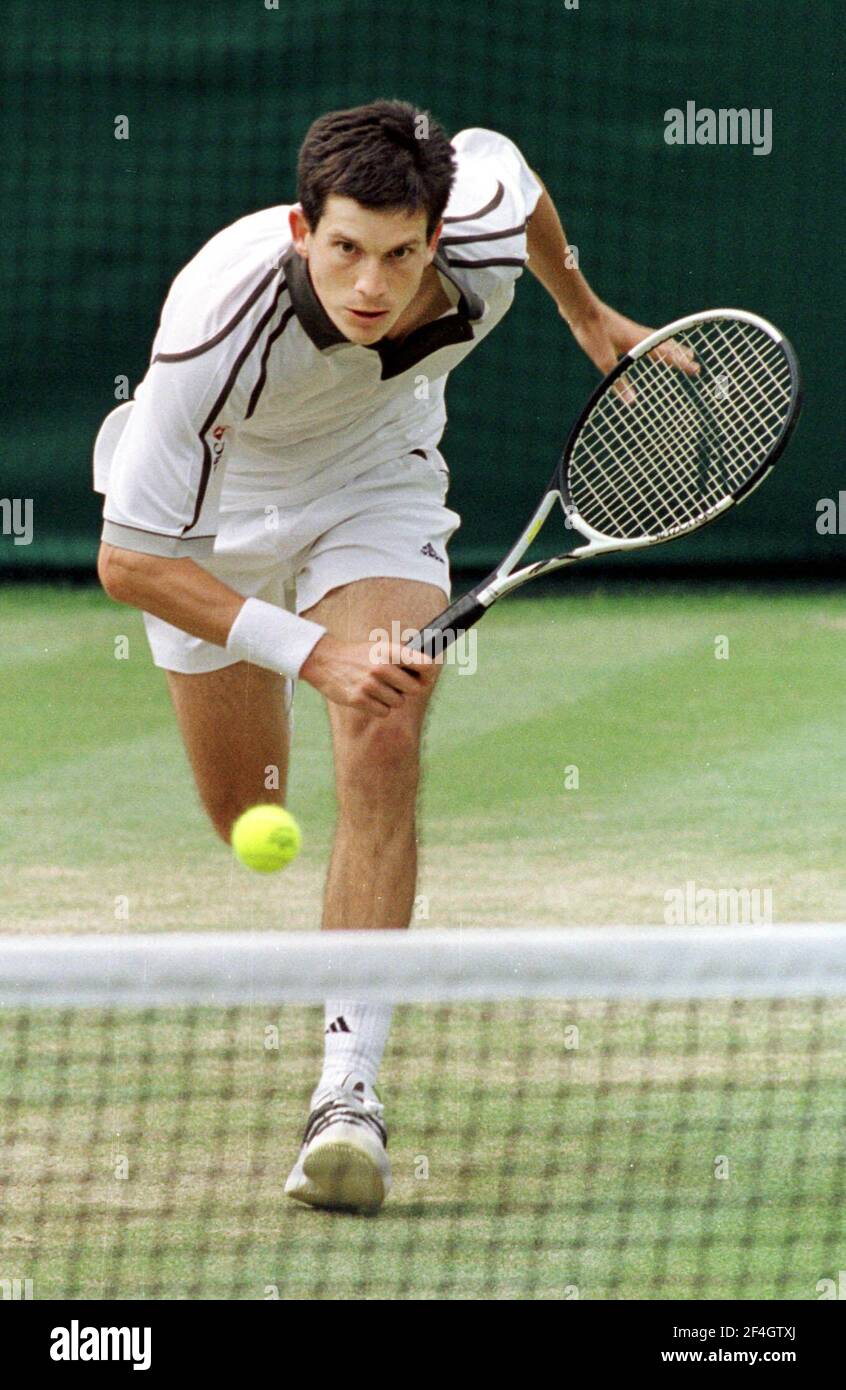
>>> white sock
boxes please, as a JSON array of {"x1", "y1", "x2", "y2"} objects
[{"x1": 313, "y1": 1001, "x2": 393, "y2": 1105}]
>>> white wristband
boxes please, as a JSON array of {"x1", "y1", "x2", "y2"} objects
[{"x1": 226, "y1": 597, "x2": 326, "y2": 681}]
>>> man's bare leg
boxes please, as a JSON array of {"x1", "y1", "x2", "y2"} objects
[
  {"x1": 164, "y1": 661, "x2": 291, "y2": 843},
  {"x1": 285, "y1": 577, "x2": 445, "y2": 1212},
  {"x1": 301, "y1": 576, "x2": 444, "y2": 932}
]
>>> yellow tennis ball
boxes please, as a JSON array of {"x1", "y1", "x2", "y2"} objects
[{"x1": 231, "y1": 804, "x2": 301, "y2": 873}]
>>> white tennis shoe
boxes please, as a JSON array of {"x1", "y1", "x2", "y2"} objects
[{"x1": 285, "y1": 1080, "x2": 391, "y2": 1214}]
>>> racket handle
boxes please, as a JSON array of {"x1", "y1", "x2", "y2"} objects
[{"x1": 404, "y1": 589, "x2": 488, "y2": 658}]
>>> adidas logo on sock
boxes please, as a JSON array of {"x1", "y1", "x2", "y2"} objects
[
  {"x1": 420, "y1": 542, "x2": 444, "y2": 562},
  {"x1": 325, "y1": 1016, "x2": 351, "y2": 1035}
]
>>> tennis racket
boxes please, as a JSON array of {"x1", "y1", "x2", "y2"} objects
[{"x1": 407, "y1": 308, "x2": 802, "y2": 657}]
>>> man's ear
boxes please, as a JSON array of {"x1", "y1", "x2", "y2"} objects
[
  {"x1": 289, "y1": 205, "x2": 311, "y2": 256},
  {"x1": 426, "y1": 219, "x2": 443, "y2": 261}
]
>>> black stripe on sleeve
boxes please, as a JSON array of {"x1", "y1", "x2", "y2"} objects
[
  {"x1": 444, "y1": 256, "x2": 527, "y2": 269},
  {"x1": 439, "y1": 221, "x2": 527, "y2": 247},
  {"x1": 245, "y1": 303, "x2": 295, "y2": 420},
  {"x1": 154, "y1": 266, "x2": 282, "y2": 362},
  {"x1": 182, "y1": 280, "x2": 290, "y2": 535},
  {"x1": 441, "y1": 181, "x2": 505, "y2": 225}
]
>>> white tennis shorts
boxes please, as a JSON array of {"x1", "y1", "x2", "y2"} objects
[{"x1": 142, "y1": 449, "x2": 460, "y2": 675}]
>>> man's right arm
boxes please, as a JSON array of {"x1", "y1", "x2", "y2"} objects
[
  {"x1": 97, "y1": 543, "x2": 243, "y2": 644},
  {"x1": 97, "y1": 542, "x2": 428, "y2": 717}
]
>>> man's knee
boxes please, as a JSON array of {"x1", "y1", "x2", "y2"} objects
[{"x1": 334, "y1": 709, "x2": 423, "y2": 800}]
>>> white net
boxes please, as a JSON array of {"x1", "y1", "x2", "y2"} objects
[{"x1": 1, "y1": 926, "x2": 843, "y2": 1300}]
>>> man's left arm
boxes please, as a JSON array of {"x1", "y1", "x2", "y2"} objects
[{"x1": 524, "y1": 172, "x2": 657, "y2": 376}]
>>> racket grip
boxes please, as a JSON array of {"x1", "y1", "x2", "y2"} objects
[{"x1": 405, "y1": 590, "x2": 488, "y2": 658}]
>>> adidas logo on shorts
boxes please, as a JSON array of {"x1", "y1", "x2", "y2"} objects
[{"x1": 420, "y1": 542, "x2": 444, "y2": 562}]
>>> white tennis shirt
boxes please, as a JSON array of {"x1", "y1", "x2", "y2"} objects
[{"x1": 98, "y1": 127, "x2": 543, "y2": 558}]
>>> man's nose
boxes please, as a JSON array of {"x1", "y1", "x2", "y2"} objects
[{"x1": 355, "y1": 260, "x2": 388, "y2": 300}]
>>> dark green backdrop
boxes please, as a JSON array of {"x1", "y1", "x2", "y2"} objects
[{"x1": 1, "y1": 0, "x2": 841, "y2": 571}]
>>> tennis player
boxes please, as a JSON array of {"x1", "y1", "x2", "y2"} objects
[{"x1": 94, "y1": 100, "x2": 655, "y2": 1213}]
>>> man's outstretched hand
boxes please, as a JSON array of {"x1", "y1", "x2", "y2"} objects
[{"x1": 565, "y1": 301, "x2": 700, "y2": 397}]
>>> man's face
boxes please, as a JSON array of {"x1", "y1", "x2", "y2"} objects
[{"x1": 289, "y1": 195, "x2": 442, "y2": 344}]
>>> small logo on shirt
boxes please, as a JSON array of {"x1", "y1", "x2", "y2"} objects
[
  {"x1": 420, "y1": 542, "x2": 444, "y2": 563},
  {"x1": 210, "y1": 425, "x2": 227, "y2": 470}
]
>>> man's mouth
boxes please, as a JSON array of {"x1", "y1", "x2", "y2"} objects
[{"x1": 347, "y1": 307, "x2": 389, "y2": 322}]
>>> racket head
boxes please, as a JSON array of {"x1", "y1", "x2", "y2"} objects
[{"x1": 556, "y1": 310, "x2": 803, "y2": 548}]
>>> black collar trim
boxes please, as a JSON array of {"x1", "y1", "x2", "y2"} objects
[
  {"x1": 281, "y1": 243, "x2": 486, "y2": 379},
  {"x1": 282, "y1": 244, "x2": 347, "y2": 349}
]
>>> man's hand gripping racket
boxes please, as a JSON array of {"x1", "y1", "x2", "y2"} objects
[{"x1": 406, "y1": 309, "x2": 802, "y2": 659}]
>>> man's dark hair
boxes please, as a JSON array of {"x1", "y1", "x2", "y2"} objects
[{"x1": 297, "y1": 100, "x2": 457, "y2": 241}]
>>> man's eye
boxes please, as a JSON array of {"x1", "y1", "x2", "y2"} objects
[{"x1": 334, "y1": 242, "x2": 411, "y2": 258}]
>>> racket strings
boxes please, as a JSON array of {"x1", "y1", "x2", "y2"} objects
[
  {"x1": 579, "y1": 332, "x2": 789, "y2": 534},
  {"x1": 587, "y1": 357, "x2": 761, "y2": 531},
  {"x1": 613, "y1": 322, "x2": 789, "y2": 490},
  {"x1": 579, "y1": 385, "x2": 708, "y2": 535},
  {"x1": 574, "y1": 323, "x2": 791, "y2": 536},
  {"x1": 569, "y1": 319, "x2": 794, "y2": 540}
]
